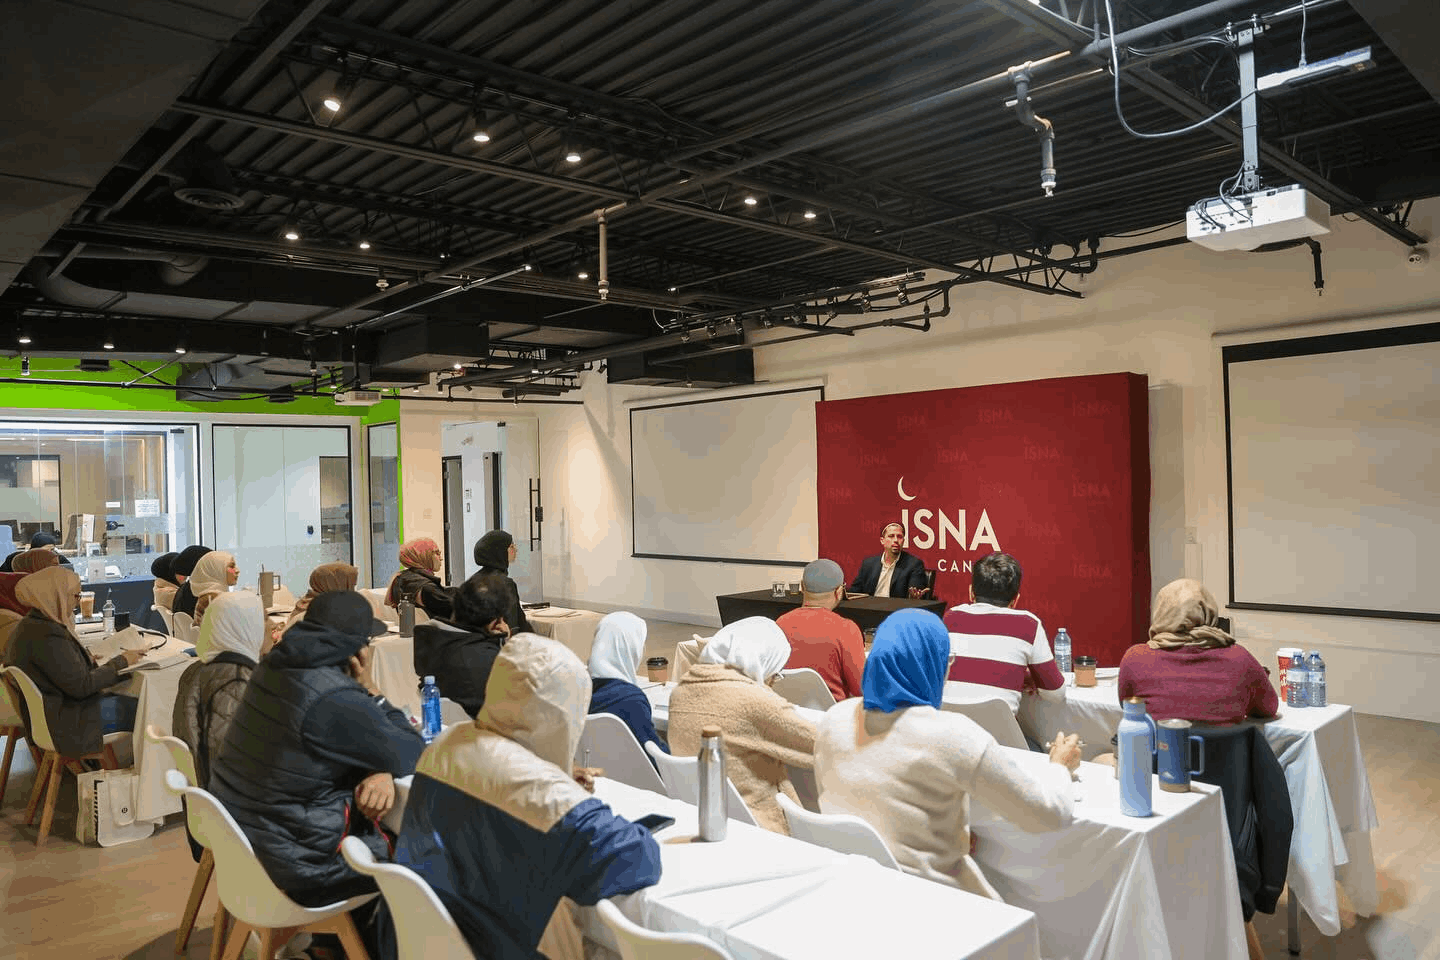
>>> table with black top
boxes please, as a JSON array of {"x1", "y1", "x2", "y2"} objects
[
  {"x1": 82, "y1": 575, "x2": 165, "y2": 633},
  {"x1": 716, "y1": 589, "x2": 945, "y2": 631}
]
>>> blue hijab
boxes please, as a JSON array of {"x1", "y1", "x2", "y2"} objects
[{"x1": 862, "y1": 608, "x2": 950, "y2": 712}]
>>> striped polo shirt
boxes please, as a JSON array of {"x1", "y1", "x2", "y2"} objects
[{"x1": 942, "y1": 602, "x2": 1067, "y2": 711}]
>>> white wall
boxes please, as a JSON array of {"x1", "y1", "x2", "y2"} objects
[{"x1": 436, "y1": 200, "x2": 1439, "y2": 723}]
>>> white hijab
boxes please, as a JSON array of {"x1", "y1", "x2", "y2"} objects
[
  {"x1": 188, "y1": 550, "x2": 234, "y2": 599},
  {"x1": 699, "y1": 616, "x2": 791, "y2": 684},
  {"x1": 587, "y1": 611, "x2": 647, "y2": 682},
  {"x1": 195, "y1": 591, "x2": 265, "y2": 663}
]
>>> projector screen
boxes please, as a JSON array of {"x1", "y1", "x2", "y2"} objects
[
  {"x1": 631, "y1": 386, "x2": 821, "y2": 565},
  {"x1": 1224, "y1": 323, "x2": 1440, "y2": 621}
]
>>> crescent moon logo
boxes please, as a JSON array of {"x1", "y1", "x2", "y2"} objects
[{"x1": 897, "y1": 476, "x2": 916, "y2": 501}]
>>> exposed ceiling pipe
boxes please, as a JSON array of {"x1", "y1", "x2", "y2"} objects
[
  {"x1": 596, "y1": 210, "x2": 610, "y2": 301},
  {"x1": 39, "y1": 244, "x2": 212, "y2": 285},
  {"x1": 1009, "y1": 65, "x2": 1057, "y2": 198}
]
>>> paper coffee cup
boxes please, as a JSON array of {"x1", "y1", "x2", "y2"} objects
[{"x1": 79, "y1": 591, "x2": 96, "y2": 618}]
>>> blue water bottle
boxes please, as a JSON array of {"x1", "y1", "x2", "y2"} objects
[
  {"x1": 1306, "y1": 651, "x2": 1326, "y2": 707},
  {"x1": 420, "y1": 675, "x2": 443, "y2": 743},
  {"x1": 1117, "y1": 697, "x2": 1157, "y2": 817},
  {"x1": 1053, "y1": 628, "x2": 1072, "y2": 674}
]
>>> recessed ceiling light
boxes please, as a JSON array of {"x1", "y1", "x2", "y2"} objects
[
  {"x1": 472, "y1": 130, "x2": 490, "y2": 143},
  {"x1": 358, "y1": 239, "x2": 371, "y2": 250},
  {"x1": 283, "y1": 226, "x2": 300, "y2": 241},
  {"x1": 322, "y1": 95, "x2": 342, "y2": 112},
  {"x1": 565, "y1": 149, "x2": 582, "y2": 163},
  {"x1": 577, "y1": 270, "x2": 590, "y2": 280},
  {"x1": 17, "y1": 333, "x2": 31, "y2": 345},
  {"x1": 103, "y1": 338, "x2": 115, "y2": 350},
  {"x1": 175, "y1": 345, "x2": 187, "y2": 355},
  {"x1": 743, "y1": 196, "x2": 758, "y2": 206},
  {"x1": 803, "y1": 210, "x2": 817, "y2": 220}
]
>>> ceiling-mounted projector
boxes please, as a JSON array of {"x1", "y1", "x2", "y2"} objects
[
  {"x1": 1186, "y1": 184, "x2": 1331, "y2": 251},
  {"x1": 334, "y1": 389, "x2": 384, "y2": 406}
]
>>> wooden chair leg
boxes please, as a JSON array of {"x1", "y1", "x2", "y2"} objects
[
  {"x1": 1245, "y1": 919, "x2": 1264, "y2": 960},
  {"x1": 207, "y1": 903, "x2": 229, "y2": 960},
  {"x1": 175, "y1": 848, "x2": 214, "y2": 953},
  {"x1": 218, "y1": 919, "x2": 251, "y2": 960},
  {"x1": 324, "y1": 910, "x2": 372, "y2": 960},
  {"x1": 36, "y1": 753, "x2": 65, "y2": 846},
  {"x1": 0, "y1": 726, "x2": 18, "y2": 806},
  {"x1": 24, "y1": 751, "x2": 53, "y2": 825}
]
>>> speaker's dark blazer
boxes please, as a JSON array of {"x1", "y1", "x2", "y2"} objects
[{"x1": 848, "y1": 551, "x2": 928, "y2": 598}]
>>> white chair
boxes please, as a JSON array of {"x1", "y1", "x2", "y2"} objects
[
  {"x1": 770, "y1": 668, "x2": 837, "y2": 711},
  {"x1": 939, "y1": 696, "x2": 1030, "y2": 750},
  {"x1": 774, "y1": 793, "x2": 901, "y2": 870},
  {"x1": 643, "y1": 741, "x2": 756, "y2": 826},
  {"x1": 594, "y1": 899, "x2": 735, "y2": 960},
  {"x1": 171, "y1": 611, "x2": 199, "y2": 645},
  {"x1": 143, "y1": 725, "x2": 213, "y2": 955},
  {"x1": 0, "y1": 640, "x2": 40, "y2": 807},
  {"x1": 151, "y1": 603, "x2": 176, "y2": 636},
  {"x1": 162, "y1": 769, "x2": 376, "y2": 960},
  {"x1": 340, "y1": 836, "x2": 474, "y2": 959},
  {"x1": 575, "y1": 714, "x2": 667, "y2": 796},
  {"x1": 2, "y1": 665, "x2": 126, "y2": 845},
  {"x1": 669, "y1": 635, "x2": 710, "y2": 682},
  {"x1": 439, "y1": 697, "x2": 470, "y2": 727}
]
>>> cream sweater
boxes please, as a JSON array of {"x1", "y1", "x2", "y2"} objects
[
  {"x1": 668, "y1": 663, "x2": 816, "y2": 834},
  {"x1": 814, "y1": 698, "x2": 1074, "y2": 898}
]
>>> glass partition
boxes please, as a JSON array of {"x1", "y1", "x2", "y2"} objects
[
  {"x1": 213, "y1": 424, "x2": 353, "y2": 594},
  {"x1": 0, "y1": 421, "x2": 200, "y2": 580},
  {"x1": 367, "y1": 422, "x2": 400, "y2": 589}
]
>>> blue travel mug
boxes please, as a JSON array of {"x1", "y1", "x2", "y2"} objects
[{"x1": 1156, "y1": 718, "x2": 1204, "y2": 793}]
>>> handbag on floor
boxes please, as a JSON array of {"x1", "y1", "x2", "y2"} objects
[{"x1": 76, "y1": 767, "x2": 155, "y2": 846}]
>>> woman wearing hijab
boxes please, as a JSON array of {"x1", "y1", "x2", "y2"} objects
[
  {"x1": 668, "y1": 616, "x2": 815, "y2": 834},
  {"x1": 282, "y1": 563, "x2": 360, "y2": 632},
  {"x1": 189, "y1": 551, "x2": 239, "y2": 626},
  {"x1": 0, "y1": 548, "x2": 61, "y2": 616},
  {"x1": 385, "y1": 537, "x2": 453, "y2": 619},
  {"x1": 1, "y1": 531, "x2": 74, "y2": 572},
  {"x1": 6, "y1": 567, "x2": 145, "y2": 757},
  {"x1": 150, "y1": 552, "x2": 180, "y2": 611},
  {"x1": 587, "y1": 611, "x2": 667, "y2": 756},
  {"x1": 173, "y1": 592, "x2": 266, "y2": 789},
  {"x1": 814, "y1": 608, "x2": 1080, "y2": 898},
  {"x1": 471, "y1": 529, "x2": 532, "y2": 634},
  {"x1": 170, "y1": 544, "x2": 214, "y2": 617},
  {"x1": 1118, "y1": 579, "x2": 1278, "y2": 724}
]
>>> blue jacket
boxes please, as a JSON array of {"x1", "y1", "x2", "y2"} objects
[
  {"x1": 590, "y1": 677, "x2": 669, "y2": 756},
  {"x1": 380, "y1": 635, "x2": 661, "y2": 959}
]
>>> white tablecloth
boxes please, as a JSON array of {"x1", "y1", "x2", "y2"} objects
[
  {"x1": 526, "y1": 608, "x2": 605, "y2": 662},
  {"x1": 80, "y1": 628, "x2": 193, "y2": 822},
  {"x1": 971, "y1": 750, "x2": 1247, "y2": 960},
  {"x1": 369, "y1": 630, "x2": 421, "y2": 721},
  {"x1": 1016, "y1": 681, "x2": 1380, "y2": 936}
]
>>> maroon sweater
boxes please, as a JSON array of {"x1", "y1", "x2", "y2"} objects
[{"x1": 1117, "y1": 644, "x2": 1279, "y2": 725}]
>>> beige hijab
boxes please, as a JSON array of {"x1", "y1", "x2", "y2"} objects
[
  {"x1": 15, "y1": 567, "x2": 82, "y2": 638},
  {"x1": 1148, "y1": 579, "x2": 1235, "y2": 650},
  {"x1": 11, "y1": 549, "x2": 61, "y2": 574},
  {"x1": 285, "y1": 563, "x2": 359, "y2": 630},
  {"x1": 190, "y1": 551, "x2": 236, "y2": 624}
]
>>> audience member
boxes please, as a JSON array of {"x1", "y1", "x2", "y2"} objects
[
  {"x1": 668, "y1": 616, "x2": 815, "y2": 834},
  {"x1": 173, "y1": 592, "x2": 267, "y2": 789},
  {"x1": 170, "y1": 544, "x2": 213, "y2": 618},
  {"x1": 189, "y1": 551, "x2": 238, "y2": 626},
  {"x1": 472, "y1": 528, "x2": 532, "y2": 633},
  {"x1": 849, "y1": 521, "x2": 928, "y2": 598},
  {"x1": 777, "y1": 558, "x2": 865, "y2": 701},
  {"x1": 943, "y1": 552, "x2": 1065, "y2": 711},
  {"x1": 1118, "y1": 578, "x2": 1278, "y2": 724},
  {"x1": 283, "y1": 562, "x2": 360, "y2": 632},
  {"x1": 12, "y1": 548, "x2": 61, "y2": 575},
  {"x1": 0, "y1": 531, "x2": 74, "y2": 572},
  {"x1": 381, "y1": 634, "x2": 661, "y2": 960},
  {"x1": 150, "y1": 552, "x2": 180, "y2": 611},
  {"x1": 587, "y1": 611, "x2": 668, "y2": 755},
  {"x1": 413, "y1": 574, "x2": 510, "y2": 717},
  {"x1": 385, "y1": 537, "x2": 453, "y2": 619},
  {"x1": 210, "y1": 592, "x2": 424, "y2": 910},
  {"x1": 814, "y1": 608, "x2": 1080, "y2": 898},
  {"x1": 0, "y1": 571, "x2": 29, "y2": 616},
  {"x1": 7, "y1": 567, "x2": 144, "y2": 755}
]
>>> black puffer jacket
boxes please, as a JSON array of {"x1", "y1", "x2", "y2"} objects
[
  {"x1": 388, "y1": 567, "x2": 454, "y2": 620},
  {"x1": 413, "y1": 619, "x2": 505, "y2": 717},
  {"x1": 171, "y1": 652, "x2": 254, "y2": 789},
  {"x1": 210, "y1": 620, "x2": 425, "y2": 904}
]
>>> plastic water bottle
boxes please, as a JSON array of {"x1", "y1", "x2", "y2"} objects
[
  {"x1": 1285, "y1": 657, "x2": 1307, "y2": 708},
  {"x1": 1306, "y1": 651, "x2": 1326, "y2": 707},
  {"x1": 697, "y1": 725, "x2": 728, "y2": 842},
  {"x1": 420, "y1": 676, "x2": 443, "y2": 743},
  {"x1": 1053, "y1": 628, "x2": 1072, "y2": 674},
  {"x1": 101, "y1": 595, "x2": 116, "y2": 635}
]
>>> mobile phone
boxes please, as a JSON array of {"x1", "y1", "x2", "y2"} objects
[{"x1": 634, "y1": 813, "x2": 676, "y2": 833}]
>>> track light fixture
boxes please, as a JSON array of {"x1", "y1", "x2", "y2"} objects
[
  {"x1": 103, "y1": 337, "x2": 115, "y2": 350},
  {"x1": 565, "y1": 146, "x2": 582, "y2": 164},
  {"x1": 802, "y1": 209, "x2": 817, "y2": 220},
  {"x1": 358, "y1": 239, "x2": 371, "y2": 250},
  {"x1": 668, "y1": 285, "x2": 678, "y2": 293},
  {"x1": 175, "y1": 343, "x2": 187, "y2": 355},
  {"x1": 743, "y1": 195, "x2": 758, "y2": 206},
  {"x1": 471, "y1": 107, "x2": 491, "y2": 143},
  {"x1": 283, "y1": 224, "x2": 300, "y2": 241},
  {"x1": 577, "y1": 270, "x2": 590, "y2": 280},
  {"x1": 17, "y1": 331, "x2": 31, "y2": 345},
  {"x1": 322, "y1": 71, "x2": 355, "y2": 113}
]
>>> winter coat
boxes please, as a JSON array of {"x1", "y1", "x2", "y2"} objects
[
  {"x1": 209, "y1": 619, "x2": 425, "y2": 905},
  {"x1": 474, "y1": 569, "x2": 531, "y2": 634},
  {"x1": 413, "y1": 619, "x2": 505, "y2": 717},
  {"x1": 667, "y1": 662, "x2": 816, "y2": 834},
  {"x1": 389, "y1": 567, "x2": 454, "y2": 620},
  {"x1": 6, "y1": 610, "x2": 129, "y2": 756},
  {"x1": 171, "y1": 652, "x2": 254, "y2": 788},
  {"x1": 383, "y1": 634, "x2": 661, "y2": 960}
]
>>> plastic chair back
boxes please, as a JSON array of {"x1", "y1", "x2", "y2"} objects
[
  {"x1": 575, "y1": 713, "x2": 667, "y2": 796},
  {"x1": 939, "y1": 696, "x2": 1029, "y2": 750},
  {"x1": 151, "y1": 604, "x2": 176, "y2": 636},
  {"x1": 643, "y1": 741, "x2": 756, "y2": 825},
  {"x1": 771, "y1": 668, "x2": 837, "y2": 711},
  {"x1": 340, "y1": 836, "x2": 475, "y2": 959},
  {"x1": 774, "y1": 793, "x2": 900, "y2": 869},
  {"x1": 595, "y1": 899, "x2": 735, "y2": 960},
  {"x1": 143, "y1": 723, "x2": 198, "y2": 788},
  {"x1": 162, "y1": 770, "x2": 375, "y2": 927},
  {"x1": 171, "y1": 611, "x2": 199, "y2": 644},
  {"x1": 3, "y1": 665, "x2": 56, "y2": 753}
]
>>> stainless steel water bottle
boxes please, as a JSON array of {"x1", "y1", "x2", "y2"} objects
[
  {"x1": 697, "y1": 725, "x2": 728, "y2": 842},
  {"x1": 397, "y1": 596, "x2": 415, "y2": 637}
]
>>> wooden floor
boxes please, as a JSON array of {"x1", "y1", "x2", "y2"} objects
[{"x1": 1, "y1": 618, "x2": 1436, "y2": 960}]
